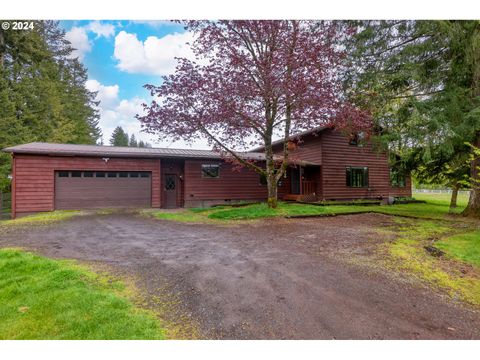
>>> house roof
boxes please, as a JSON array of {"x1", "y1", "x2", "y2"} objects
[
  {"x1": 249, "y1": 126, "x2": 329, "y2": 152},
  {"x1": 2, "y1": 142, "x2": 319, "y2": 165}
]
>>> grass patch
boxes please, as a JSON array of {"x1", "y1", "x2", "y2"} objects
[
  {"x1": 0, "y1": 248, "x2": 165, "y2": 339},
  {"x1": 0, "y1": 210, "x2": 82, "y2": 228},
  {"x1": 145, "y1": 192, "x2": 471, "y2": 223},
  {"x1": 375, "y1": 218, "x2": 480, "y2": 307},
  {"x1": 412, "y1": 192, "x2": 469, "y2": 208},
  {"x1": 436, "y1": 231, "x2": 480, "y2": 267},
  {"x1": 142, "y1": 208, "x2": 219, "y2": 223},
  {"x1": 192, "y1": 200, "x2": 466, "y2": 222},
  {"x1": 208, "y1": 203, "x2": 280, "y2": 220}
]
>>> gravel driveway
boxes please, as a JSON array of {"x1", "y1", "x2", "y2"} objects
[{"x1": 1, "y1": 211, "x2": 479, "y2": 339}]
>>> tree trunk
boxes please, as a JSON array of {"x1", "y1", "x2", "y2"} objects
[
  {"x1": 463, "y1": 27, "x2": 480, "y2": 217},
  {"x1": 463, "y1": 132, "x2": 480, "y2": 217},
  {"x1": 449, "y1": 182, "x2": 460, "y2": 210},
  {"x1": 0, "y1": 28, "x2": 4, "y2": 69},
  {"x1": 267, "y1": 174, "x2": 278, "y2": 208}
]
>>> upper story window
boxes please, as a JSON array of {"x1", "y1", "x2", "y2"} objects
[
  {"x1": 349, "y1": 132, "x2": 365, "y2": 146},
  {"x1": 346, "y1": 166, "x2": 369, "y2": 188},
  {"x1": 202, "y1": 164, "x2": 220, "y2": 178},
  {"x1": 390, "y1": 168, "x2": 406, "y2": 187}
]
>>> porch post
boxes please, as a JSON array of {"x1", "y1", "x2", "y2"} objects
[{"x1": 299, "y1": 166, "x2": 303, "y2": 195}]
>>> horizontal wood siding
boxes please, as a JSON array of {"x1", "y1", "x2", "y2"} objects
[
  {"x1": 13, "y1": 155, "x2": 161, "y2": 215},
  {"x1": 320, "y1": 129, "x2": 411, "y2": 199},
  {"x1": 279, "y1": 133, "x2": 323, "y2": 165},
  {"x1": 184, "y1": 160, "x2": 291, "y2": 206}
]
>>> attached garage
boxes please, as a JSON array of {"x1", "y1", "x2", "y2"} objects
[{"x1": 54, "y1": 170, "x2": 152, "y2": 210}]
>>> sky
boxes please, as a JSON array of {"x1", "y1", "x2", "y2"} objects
[{"x1": 60, "y1": 20, "x2": 211, "y2": 149}]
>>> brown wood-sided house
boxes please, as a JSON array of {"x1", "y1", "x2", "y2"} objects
[{"x1": 2, "y1": 127, "x2": 411, "y2": 218}]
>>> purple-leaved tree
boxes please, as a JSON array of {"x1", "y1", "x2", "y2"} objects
[{"x1": 138, "y1": 20, "x2": 370, "y2": 208}]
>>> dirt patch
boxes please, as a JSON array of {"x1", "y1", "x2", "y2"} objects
[{"x1": 1, "y1": 212, "x2": 479, "y2": 339}]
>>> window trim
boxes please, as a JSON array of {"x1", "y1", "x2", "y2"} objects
[
  {"x1": 346, "y1": 166, "x2": 369, "y2": 188},
  {"x1": 201, "y1": 164, "x2": 220, "y2": 178}
]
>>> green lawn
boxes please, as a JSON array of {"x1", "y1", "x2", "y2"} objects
[
  {"x1": 412, "y1": 191, "x2": 469, "y2": 208},
  {"x1": 146, "y1": 191, "x2": 468, "y2": 222},
  {"x1": 436, "y1": 231, "x2": 480, "y2": 267},
  {"x1": 0, "y1": 249, "x2": 165, "y2": 339}
]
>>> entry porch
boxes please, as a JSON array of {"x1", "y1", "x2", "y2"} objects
[{"x1": 283, "y1": 165, "x2": 321, "y2": 202}]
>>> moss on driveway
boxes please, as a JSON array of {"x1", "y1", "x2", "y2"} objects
[
  {"x1": 0, "y1": 210, "x2": 83, "y2": 229},
  {"x1": 370, "y1": 218, "x2": 480, "y2": 307}
]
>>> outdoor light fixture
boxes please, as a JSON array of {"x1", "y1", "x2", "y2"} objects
[{"x1": 102, "y1": 157, "x2": 110, "y2": 163}]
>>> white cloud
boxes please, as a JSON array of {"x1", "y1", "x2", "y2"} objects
[
  {"x1": 85, "y1": 79, "x2": 119, "y2": 108},
  {"x1": 65, "y1": 22, "x2": 116, "y2": 61},
  {"x1": 87, "y1": 21, "x2": 115, "y2": 39},
  {"x1": 100, "y1": 97, "x2": 147, "y2": 143},
  {"x1": 113, "y1": 31, "x2": 196, "y2": 75},
  {"x1": 65, "y1": 27, "x2": 91, "y2": 60},
  {"x1": 87, "y1": 79, "x2": 210, "y2": 148}
]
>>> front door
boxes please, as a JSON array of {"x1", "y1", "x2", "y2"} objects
[
  {"x1": 290, "y1": 167, "x2": 302, "y2": 195},
  {"x1": 163, "y1": 174, "x2": 178, "y2": 208}
]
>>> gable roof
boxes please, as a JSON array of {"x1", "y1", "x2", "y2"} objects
[
  {"x1": 2, "y1": 142, "x2": 319, "y2": 165},
  {"x1": 248, "y1": 126, "x2": 329, "y2": 152}
]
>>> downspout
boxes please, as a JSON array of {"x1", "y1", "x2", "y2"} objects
[
  {"x1": 159, "y1": 159, "x2": 162, "y2": 208},
  {"x1": 299, "y1": 166, "x2": 303, "y2": 195},
  {"x1": 11, "y1": 153, "x2": 16, "y2": 219}
]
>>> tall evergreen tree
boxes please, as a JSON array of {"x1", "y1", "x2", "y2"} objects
[
  {"x1": 0, "y1": 21, "x2": 101, "y2": 192},
  {"x1": 345, "y1": 20, "x2": 480, "y2": 217},
  {"x1": 109, "y1": 126, "x2": 129, "y2": 146},
  {"x1": 129, "y1": 134, "x2": 138, "y2": 147}
]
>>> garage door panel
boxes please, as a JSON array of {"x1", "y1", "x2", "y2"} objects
[{"x1": 55, "y1": 171, "x2": 151, "y2": 210}]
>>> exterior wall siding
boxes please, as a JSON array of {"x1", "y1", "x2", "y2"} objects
[
  {"x1": 13, "y1": 155, "x2": 161, "y2": 216},
  {"x1": 10, "y1": 128, "x2": 412, "y2": 216},
  {"x1": 320, "y1": 129, "x2": 411, "y2": 200},
  {"x1": 273, "y1": 128, "x2": 411, "y2": 200},
  {"x1": 183, "y1": 159, "x2": 290, "y2": 207}
]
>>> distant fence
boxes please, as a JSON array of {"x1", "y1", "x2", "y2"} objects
[
  {"x1": 0, "y1": 191, "x2": 11, "y2": 219},
  {"x1": 413, "y1": 189, "x2": 471, "y2": 196}
]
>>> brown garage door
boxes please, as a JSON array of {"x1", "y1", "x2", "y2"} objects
[{"x1": 55, "y1": 170, "x2": 152, "y2": 210}]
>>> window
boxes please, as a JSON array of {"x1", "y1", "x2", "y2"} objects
[
  {"x1": 346, "y1": 166, "x2": 369, "y2": 188},
  {"x1": 71, "y1": 171, "x2": 82, "y2": 177},
  {"x1": 259, "y1": 174, "x2": 267, "y2": 185},
  {"x1": 349, "y1": 132, "x2": 365, "y2": 146},
  {"x1": 390, "y1": 168, "x2": 406, "y2": 187},
  {"x1": 107, "y1": 172, "x2": 117, "y2": 178},
  {"x1": 129, "y1": 172, "x2": 140, "y2": 178},
  {"x1": 83, "y1": 171, "x2": 94, "y2": 177},
  {"x1": 118, "y1": 172, "x2": 128, "y2": 178},
  {"x1": 140, "y1": 172, "x2": 150, "y2": 178},
  {"x1": 95, "y1": 172, "x2": 106, "y2": 178},
  {"x1": 58, "y1": 171, "x2": 69, "y2": 177},
  {"x1": 165, "y1": 175, "x2": 176, "y2": 190},
  {"x1": 201, "y1": 164, "x2": 220, "y2": 178}
]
